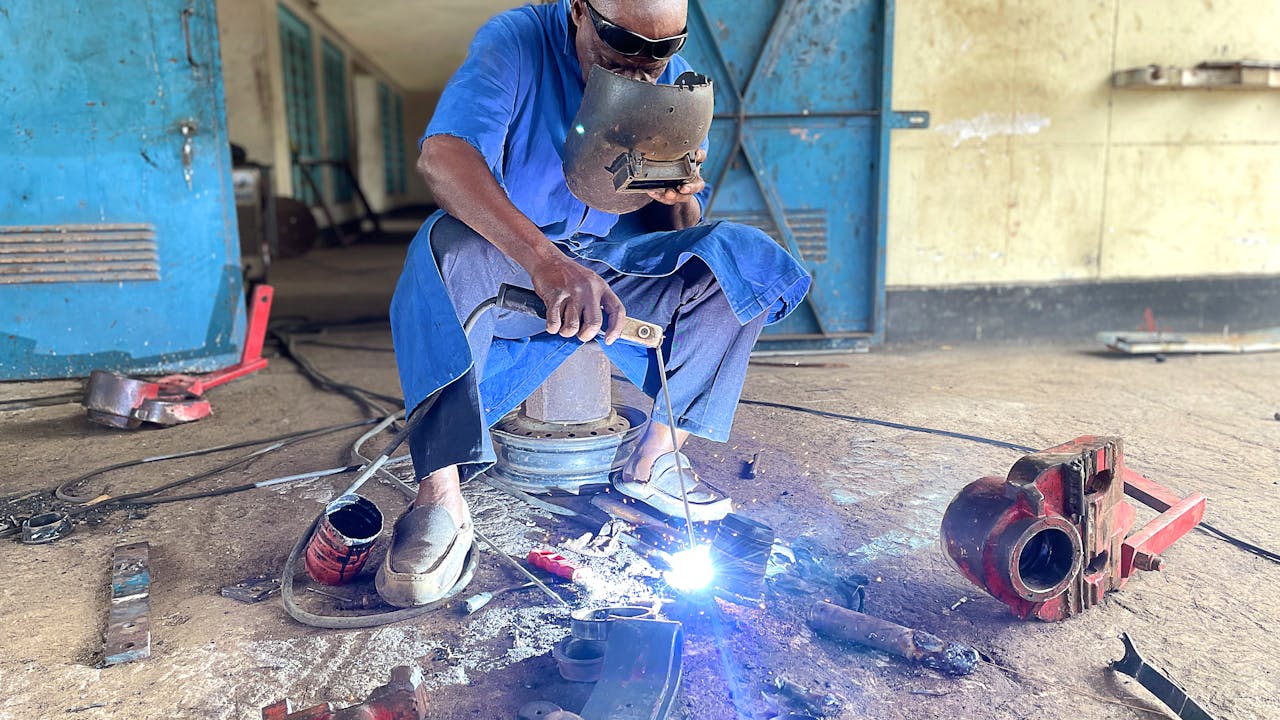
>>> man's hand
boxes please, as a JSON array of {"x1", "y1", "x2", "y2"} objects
[
  {"x1": 646, "y1": 148, "x2": 707, "y2": 206},
  {"x1": 528, "y1": 256, "x2": 628, "y2": 344}
]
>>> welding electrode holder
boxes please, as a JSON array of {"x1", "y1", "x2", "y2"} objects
[{"x1": 497, "y1": 283, "x2": 664, "y2": 349}]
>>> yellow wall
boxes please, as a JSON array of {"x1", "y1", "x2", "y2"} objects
[
  {"x1": 215, "y1": 0, "x2": 429, "y2": 216},
  {"x1": 887, "y1": 0, "x2": 1280, "y2": 287}
]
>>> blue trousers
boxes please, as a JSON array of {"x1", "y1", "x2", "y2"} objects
[{"x1": 402, "y1": 216, "x2": 768, "y2": 481}]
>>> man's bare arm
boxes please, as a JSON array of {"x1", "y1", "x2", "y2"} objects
[{"x1": 419, "y1": 135, "x2": 627, "y2": 344}]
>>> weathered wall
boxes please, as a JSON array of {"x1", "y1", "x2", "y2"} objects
[
  {"x1": 887, "y1": 0, "x2": 1280, "y2": 287},
  {"x1": 218, "y1": 0, "x2": 275, "y2": 166},
  {"x1": 402, "y1": 91, "x2": 441, "y2": 203},
  {"x1": 215, "y1": 0, "x2": 427, "y2": 215}
]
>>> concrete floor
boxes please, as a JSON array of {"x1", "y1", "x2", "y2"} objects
[{"x1": 1, "y1": 243, "x2": 1278, "y2": 720}]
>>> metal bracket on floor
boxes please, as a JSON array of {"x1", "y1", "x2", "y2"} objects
[
  {"x1": 579, "y1": 618, "x2": 684, "y2": 720},
  {"x1": 104, "y1": 542, "x2": 151, "y2": 666}
]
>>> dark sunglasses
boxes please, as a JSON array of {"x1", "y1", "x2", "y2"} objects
[{"x1": 583, "y1": 0, "x2": 688, "y2": 60}]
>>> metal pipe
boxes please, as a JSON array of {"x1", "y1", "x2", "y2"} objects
[{"x1": 807, "y1": 601, "x2": 979, "y2": 676}]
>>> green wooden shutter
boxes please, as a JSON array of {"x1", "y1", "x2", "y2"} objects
[
  {"x1": 277, "y1": 5, "x2": 318, "y2": 204},
  {"x1": 321, "y1": 39, "x2": 352, "y2": 202},
  {"x1": 379, "y1": 81, "x2": 407, "y2": 197}
]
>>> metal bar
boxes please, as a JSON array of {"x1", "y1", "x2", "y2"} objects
[
  {"x1": 1122, "y1": 492, "x2": 1207, "y2": 572},
  {"x1": 871, "y1": 0, "x2": 895, "y2": 343},
  {"x1": 0, "y1": 253, "x2": 157, "y2": 263},
  {"x1": 0, "y1": 272, "x2": 159, "y2": 285},
  {"x1": 296, "y1": 161, "x2": 348, "y2": 246},
  {"x1": 742, "y1": 0, "x2": 799, "y2": 107},
  {"x1": 104, "y1": 542, "x2": 151, "y2": 666},
  {"x1": 1121, "y1": 468, "x2": 1183, "y2": 512},
  {"x1": 807, "y1": 601, "x2": 979, "y2": 676},
  {"x1": 0, "y1": 233, "x2": 157, "y2": 244},
  {"x1": 0, "y1": 224, "x2": 153, "y2": 234},
  {"x1": 713, "y1": 110, "x2": 880, "y2": 120},
  {"x1": 238, "y1": 285, "x2": 273, "y2": 367},
  {"x1": 474, "y1": 527, "x2": 569, "y2": 607}
]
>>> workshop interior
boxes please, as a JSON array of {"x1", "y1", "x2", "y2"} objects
[{"x1": 2, "y1": 1, "x2": 1278, "y2": 719}]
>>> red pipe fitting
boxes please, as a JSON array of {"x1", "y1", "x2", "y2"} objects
[{"x1": 941, "y1": 436, "x2": 1205, "y2": 622}]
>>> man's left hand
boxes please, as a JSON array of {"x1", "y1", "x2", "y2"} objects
[{"x1": 646, "y1": 148, "x2": 706, "y2": 206}]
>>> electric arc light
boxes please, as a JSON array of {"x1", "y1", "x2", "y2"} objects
[{"x1": 663, "y1": 544, "x2": 715, "y2": 593}]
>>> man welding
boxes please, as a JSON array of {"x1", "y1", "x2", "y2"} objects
[{"x1": 379, "y1": 0, "x2": 811, "y2": 607}]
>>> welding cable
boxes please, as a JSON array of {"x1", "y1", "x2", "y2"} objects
[
  {"x1": 91, "y1": 462, "x2": 411, "y2": 508},
  {"x1": 739, "y1": 397, "x2": 1280, "y2": 567},
  {"x1": 53, "y1": 419, "x2": 380, "y2": 505},
  {"x1": 298, "y1": 339, "x2": 395, "y2": 353},
  {"x1": 270, "y1": 329, "x2": 401, "y2": 416},
  {"x1": 738, "y1": 398, "x2": 1037, "y2": 454},
  {"x1": 350, "y1": 414, "x2": 417, "y2": 495}
]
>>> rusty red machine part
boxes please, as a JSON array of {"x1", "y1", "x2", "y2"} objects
[
  {"x1": 940, "y1": 436, "x2": 1206, "y2": 621},
  {"x1": 83, "y1": 285, "x2": 274, "y2": 428},
  {"x1": 261, "y1": 665, "x2": 427, "y2": 720}
]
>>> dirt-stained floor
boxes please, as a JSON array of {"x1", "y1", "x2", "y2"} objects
[{"x1": 2, "y1": 243, "x2": 1278, "y2": 720}]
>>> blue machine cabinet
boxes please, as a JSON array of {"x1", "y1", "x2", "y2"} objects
[
  {"x1": 685, "y1": 0, "x2": 928, "y2": 350},
  {"x1": 0, "y1": 0, "x2": 246, "y2": 380}
]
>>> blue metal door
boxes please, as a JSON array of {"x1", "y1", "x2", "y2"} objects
[
  {"x1": 683, "y1": 0, "x2": 927, "y2": 349},
  {"x1": 0, "y1": 0, "x2": 245, "y2": 380}
]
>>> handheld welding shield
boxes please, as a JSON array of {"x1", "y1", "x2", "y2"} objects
[{"x1": 563, "y1": 66, "x2": 714, "y2": 214}]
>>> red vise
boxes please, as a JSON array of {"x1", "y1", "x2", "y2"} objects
[{"x1": 940, "y1": 436, "x2": 1206, "y2": 621}]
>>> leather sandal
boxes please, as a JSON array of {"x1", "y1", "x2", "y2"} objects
[{"x1": 613, "y1": 451, "x2": 732, "y2": 522}]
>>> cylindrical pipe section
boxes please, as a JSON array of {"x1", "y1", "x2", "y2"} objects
[
  {"x1": 995, "y1": 516, "x2": 1082, "y2": 602},
  {"x1": 808, "y1": 601, "x2": 979, "y2": 676},
  {"x1": 304, "y1": 494, "x2": 383, "y2": 586}
]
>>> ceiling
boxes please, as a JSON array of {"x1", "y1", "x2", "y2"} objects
[{"x1": 315, "y1": 0, "x2": 531, "y2": 94}]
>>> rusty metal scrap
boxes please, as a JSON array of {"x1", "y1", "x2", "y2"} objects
[
  {"x1": 807, "y1": 601, "x2": 980, "y2": 677},
  {"x1": 260, "y1": 665, "x2": 428, "y2": 720}
]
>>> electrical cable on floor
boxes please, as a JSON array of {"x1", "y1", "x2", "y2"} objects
[
  {"x1": 52, "y1": 419, "x2": 380, "y2": 506},
  {"x1": 269, "y1": 329, "x2": 401, "y2": 416},
  {"x1": 739, "y1": 398, "x2": 1038, "y2": 453},
  {"x1": 739, "y1": 396, "x2": 1280, "y2": 567},
  {"x1": 0, "y1": 391, "x2": 83, "y2": 412},
  {"x1": 298, "y1": 339, "x2": 396, "y2": 353}
]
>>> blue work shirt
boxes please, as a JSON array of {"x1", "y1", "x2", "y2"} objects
[{"x1": 392, "y1": 0, "x2": 811, "y2": 430}]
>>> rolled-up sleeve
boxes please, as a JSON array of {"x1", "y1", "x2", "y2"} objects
[{"x1": 422, "y1": 17, "x2": 521, "y2": 186}]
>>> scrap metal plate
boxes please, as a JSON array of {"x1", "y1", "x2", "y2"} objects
[{"x1": 105, "y1": 542, "x2": 151, "y2": 666}]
